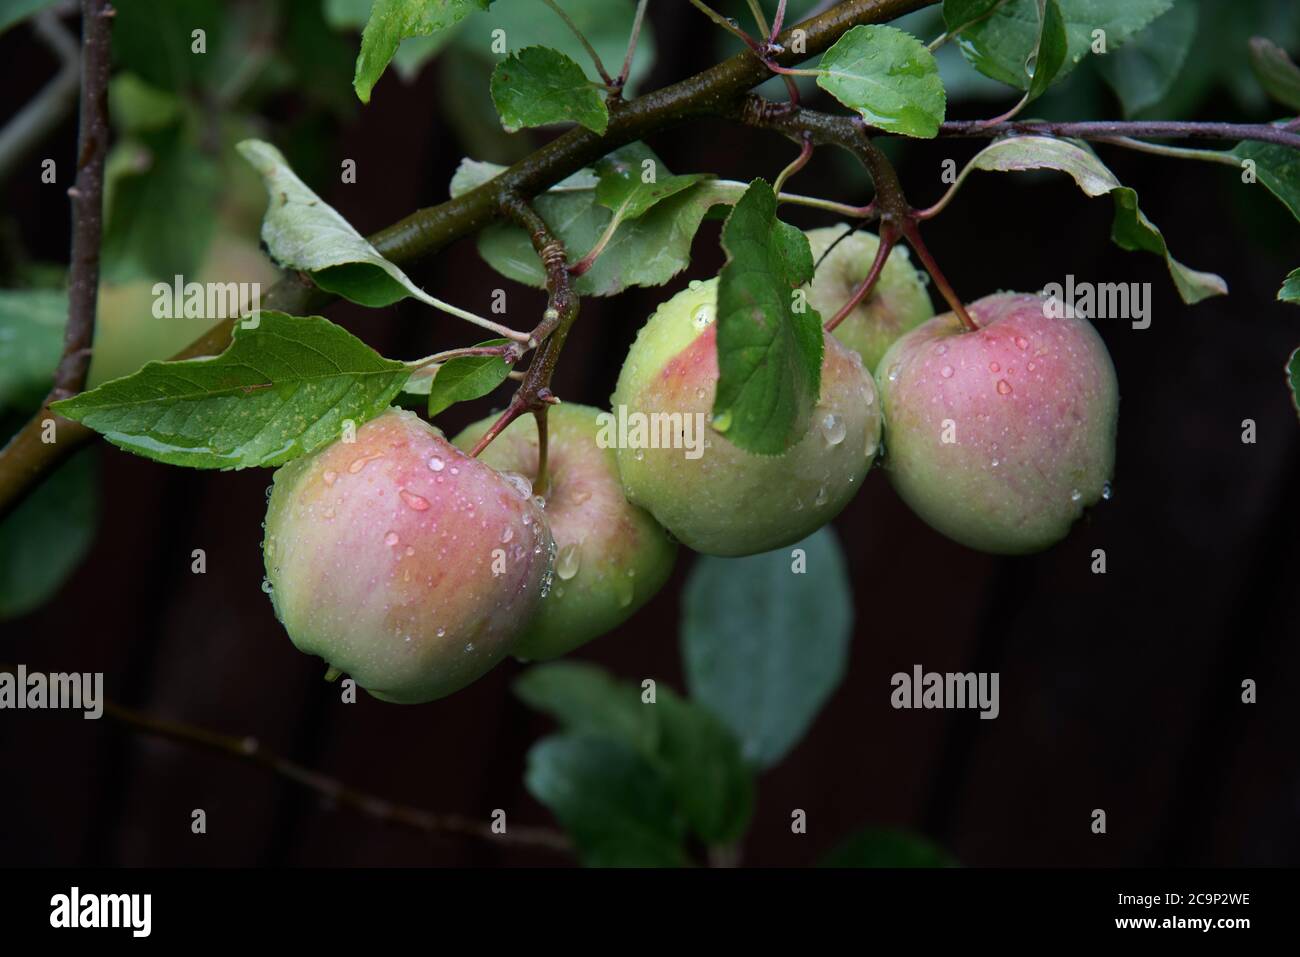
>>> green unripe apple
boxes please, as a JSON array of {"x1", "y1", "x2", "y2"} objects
[
  {"x1": 87, "y1": 232, "x2": 277, "y2": 387},
  {"x1": 805, "y1": 224, "x2": 934, "y2": 371},
  {"x1": 263, "y1": 409, "x2": 553, "y2": 703},
  {"x1": 876, "y1": 291, "x2": 1119, "y2": 555},
  {"x1": 453, "y1": 403, "x2": 677, "y2": 660},
  {"x1": 611, "y1": 277, "x2": 882, "y2": 557}
]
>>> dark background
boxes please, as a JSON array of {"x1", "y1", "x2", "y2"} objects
[{"x1": 1, "y1": 1, "x2": 1298, "y2": 867}]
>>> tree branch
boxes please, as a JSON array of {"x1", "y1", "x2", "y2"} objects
[
  {"x1": 468, "y1": 196, "x2": 577, "y2": 496},
  {"x1": 934, "y1": 118, "x2": 1300, "y2": 151},
  {"x1": 0, "y1": 2, "x2": 113, "y2": 523},
  {"x1": 0, "y1": 0, "x2": 934, "y2": 521},
  {"x1": 54, "y1": 0, "x2": 113, "y2": 405},
  {"x1": 0, "y1": 664, "x2": 570, "y2": 855},
  {"x1": 9, "y1": 0, "x2": 1300, "y2": 517}
]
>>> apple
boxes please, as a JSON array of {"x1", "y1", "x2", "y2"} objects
[
  {"x1": 875, "y1": 291, "x2": 1119, "y2": 554},
  {"x1": 611, "y1": 277, "x2": 882, "y2": 556},
  {"x1": 805, "y1": 224, "x2": 934, "y2": 371},
  {"x1": 262, "y1": 409, "x2": 553, "y2": 703},
  {"x1": 453, "y1": 402, "x2": 677, "y2": 660}
]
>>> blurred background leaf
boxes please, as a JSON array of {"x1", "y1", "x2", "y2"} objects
[{"x1": 681, "y1": 527, "x2": 853, "y2": 769}]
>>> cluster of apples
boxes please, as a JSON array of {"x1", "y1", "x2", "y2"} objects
[{"x1": 262, "y1": 224, "x2": 1119, "y2": 703}]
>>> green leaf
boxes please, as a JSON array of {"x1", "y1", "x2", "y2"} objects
[
  {"x1": 1026, "y1": 0, "x2": 1069, "y2": 102},
  {"x1": 594, "y1": 150, "x2": 707, "y2": 221},
  {"x1": 101, "y1": 124, "x2": 220, "y2": 283},
  {"x1": 454, "y1": 149, "x2": 742, "y2": 297},
  {"x1": 654, "y1": 691, "x2": 754, "y2": 846},
  {"x1": 514, "y1": 662, "x2": 657, "y2": 753},
  {"x1": 490, "y1": 45, "x2": 608, "y2": 134},
  {"x1": 713, "y1": 179, "x2": 823, "y2": 456},
  {"x1": 0, "y1": 451, "x2": 98, "y2": 620},
  {"x1": 0, "y1": 288, "x2": 66, "y2": 411},
  {"x1": 354, "y1": 0, "x2": 490, "y2": 103},
  {"x1": 1234, "y1": 140, "x2": 1300, "y2": 223},
  {"x1": 416, "y1": 340, "x2": 515, "y2": 415},
  {"x1": 821, "y1": 829, "x2": 957, "y2": 868},
  {"x1": 955, "y1": 0, "x2": 1173, "y2": 91},
  {"x1": 525, "y1": 734, "x2": 689, "y2": 867},
  {"x1": 816, "y1": 24, "x2": 946, "y2": 138},
  {"x1": 326, "y1": 0, "x2": 461, "y2": 84},
  {"x1": 681, "y1": 527, "x2": 853, "y2": 769},
  {"x1": 1096, "y1": 0, "x2": 1198, "y2": 116},
  {"x1": 107, "y1": 73, "x2": 182, "y2": 133},
  {"x1": 51, "y1": 312, "x2": 408, "y2": 469},
  {"x1": 515, "y1": 663, "x2": 755, "y2": 846},
  {"x1": 1107, "y1": 187, "x2": 1226, "y2": 304},
  {"x1": 942, "y1": 135, "x2": 1227, "y2": 303},
  {"x1": 450, "y1": 0, "x2": 658, "y2": 96},
  {"x1": 1249, "y1": 36, "x2": 1300, "y2": 112},
  {"x1": 1280, "y1": 267, "x2": 1300, "y2": 303},
  {"x1": 1288, "y1": 346, "x2": 1300, "y2": 422},
  {"x1": 111, "y1": 0, "x2": 226, "y2": 93},
  {"x1": 237, "y1": 138, "x2": 461, "y2": 311}
]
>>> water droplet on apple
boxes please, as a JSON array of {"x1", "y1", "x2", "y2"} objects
[
  {"x1": 500, "y1": 471, "x2": 533, "y2": 499},
  {"x1": 428, "y1": 456, "x2": 445, "y2": 472},
  {"x1": 348, "y1": 452, "x2": 382, "y2": 474},
  {"x1": 400, "y1": 489, "x2": 430, "y2": 511},
  {"x1": 1015, "y1": 336, "x2": 1029, "y2": 350},
  {"x1": 1101, "y1": 482, "x2": 1113, "y2": 501},
  {"x1": 821, "y1": 412, "x2": 846, "y2": 446},
  {"x1": 556, "y1": 543, "x2": 581, "y2": 580},
  {"x1": 996, "y1": 379, "x2": 1012, "y2": 395},
  {"x1": 1070, "y1": 488, "x2": 1083, "y2": 503},
  {"x1": 941, "y1": 365, "x2": 954, "y2": 379},
  {"x1": 384, "y1": 531, "x2": 399, "y2": 546}
]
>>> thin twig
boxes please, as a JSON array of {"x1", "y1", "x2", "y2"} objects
[
  {"x1": 469, "y1": 195, "x2": 577, "y2": 471},
  {"x1": 691, "y1": 0, "x2": 763, "y2": 52},
  {"x1": 616, "y1": 0, "x2": 651, "y2": 89},
  {"x1": 935, "y1": 118, "x2": 1300, "y2": 151},
  {"x1": 541, "y1": 0, "x2": 614, "y2": 86},
  {"x1": 0, "y1": 664, "x2": 570, "y2": 854},
  {"x1": 0, "y1": 11, "x2": 81, "y2": 183},
  {"x1": 771, "y1": 0, "x2": 789, "y2": 39},
  {"x1": 53, "y1": 0, "x2": 112, "y2": 403}
]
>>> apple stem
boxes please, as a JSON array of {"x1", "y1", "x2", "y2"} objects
[
  {"x1": 901, "y1": 220, "x2": 978, "y2": 332},
  {"x1": 824, "y1": 222, "x2": 898, "y2": 333},
  {"x1": 533, "y1": 408, "x2": 551, "y2": 498}
]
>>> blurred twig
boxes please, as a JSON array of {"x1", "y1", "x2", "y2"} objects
[
  {"x1": 0, "y1": 664, "x2": 572, "y2": 855},
  {"x1": 0, "y1": 11, "x2": 81, "y2": 183}
]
